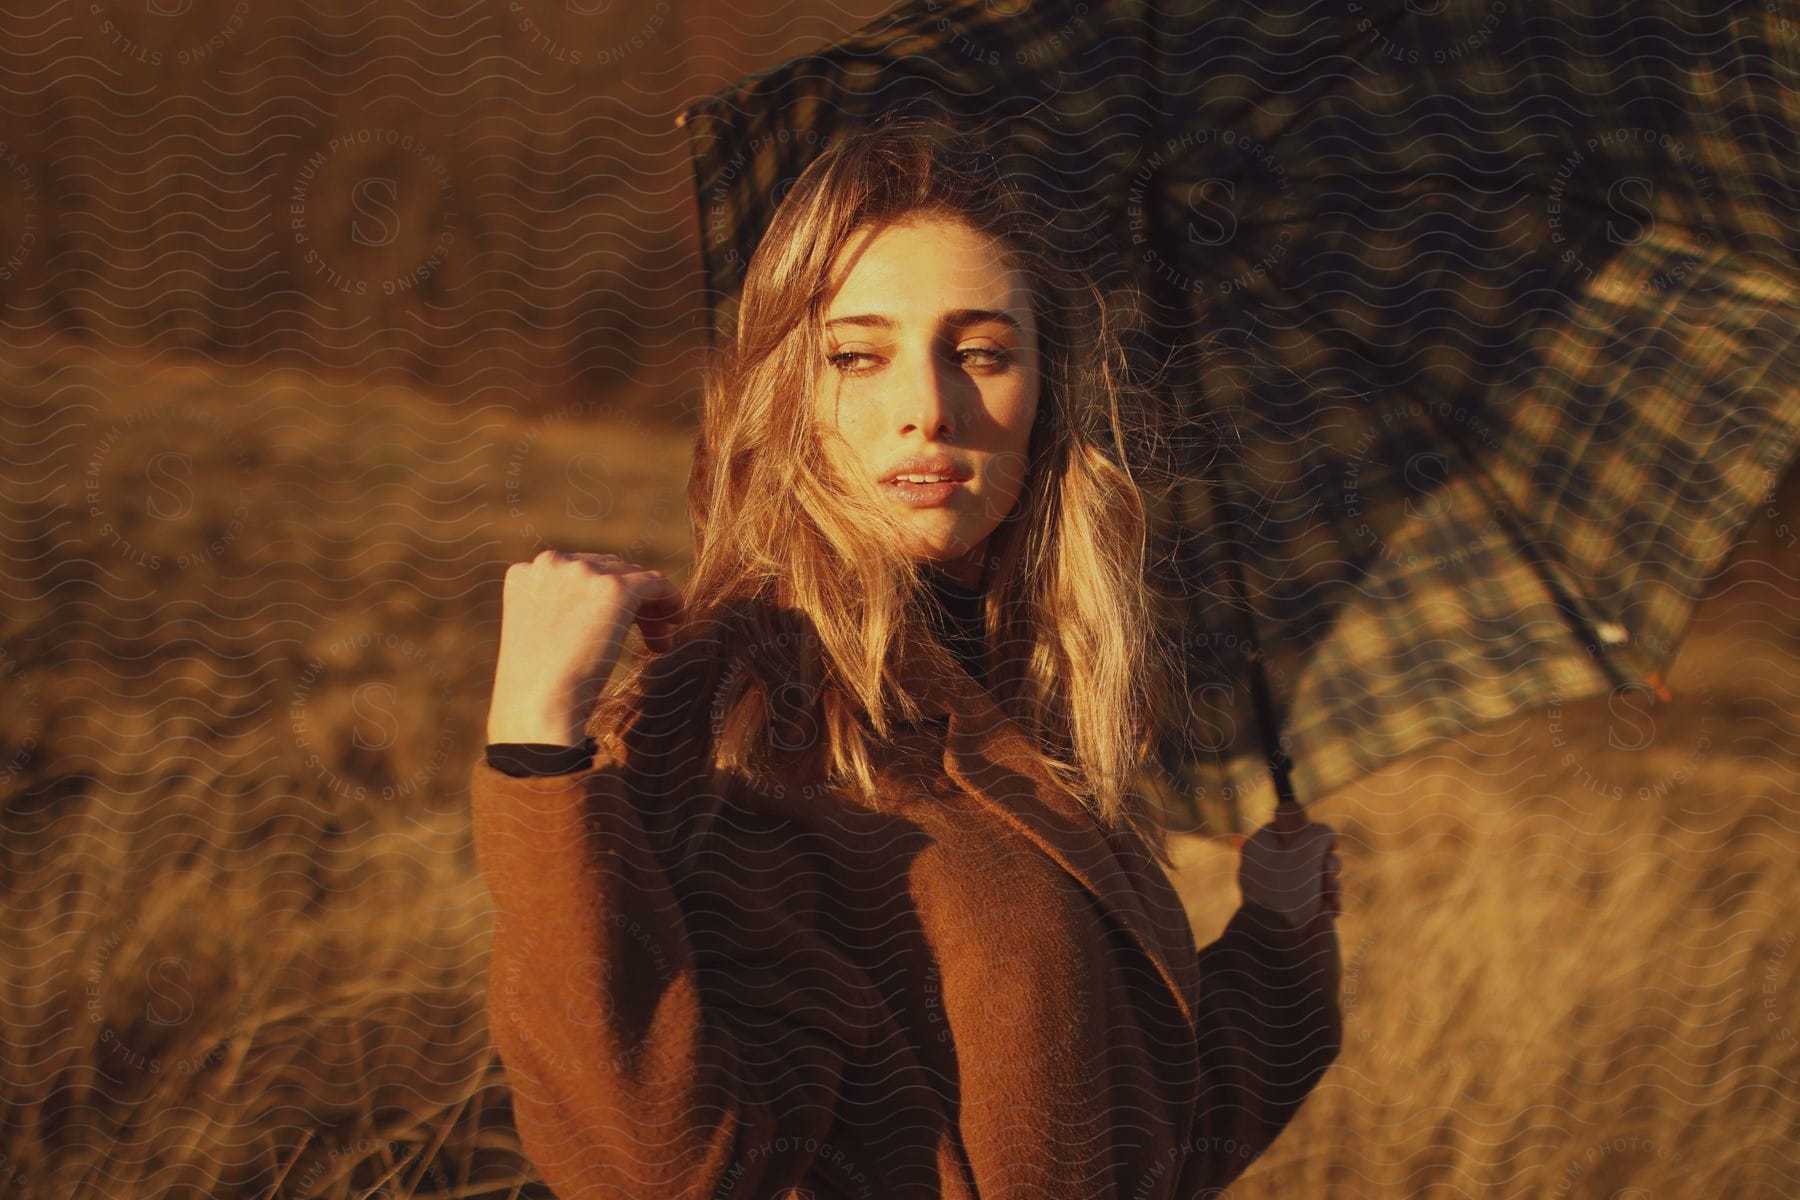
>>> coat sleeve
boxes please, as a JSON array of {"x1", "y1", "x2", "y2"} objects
[
  {"x1": 470, "y1": 644, "x2": 875, "y2": 1199},
  {"x1": 1176, "y1": 900, "x2": 1343, "y2": 1193}
]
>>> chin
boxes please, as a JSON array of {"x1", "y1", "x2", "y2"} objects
[
  {"x1": 907, "y1": 529, "x2": 992, "y2": 566},
  {"x1": 896, "y1": 525, "x2": 962, "y2": 557}
]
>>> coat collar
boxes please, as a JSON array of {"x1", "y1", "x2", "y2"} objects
[{"x1": 882, "y1": 632, "x2": 1202, "y2": 1036}]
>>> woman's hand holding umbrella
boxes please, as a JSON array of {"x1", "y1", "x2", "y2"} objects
[{"x1": 1231, "y1": 810, "x2": 1343, "y2": 929}]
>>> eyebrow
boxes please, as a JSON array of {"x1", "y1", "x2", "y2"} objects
[{"x1": 824, "y1": 308, "x2": 1022, "y2": 333}]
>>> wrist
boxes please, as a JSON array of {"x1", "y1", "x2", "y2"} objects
[{"x1": 486, "y1": 696, "x2": 588, "y2": 744}]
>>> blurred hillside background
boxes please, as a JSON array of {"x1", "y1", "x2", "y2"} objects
[
  {"x1": 0, "y1": 0, "x2": 893, "y2": 412},
  {"x1": 2, "y1": 3, "x2": 1798, "y2": 1198}
]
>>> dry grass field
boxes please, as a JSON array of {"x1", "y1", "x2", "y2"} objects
[{"x1": 1, "y1": 334, "x2": 1796, "y2": 1197}]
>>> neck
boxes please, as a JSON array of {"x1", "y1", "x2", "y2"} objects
[
  {"x1": 922, "y1": 556, "x2": 984, "y2": 594},
  {"x1": 919, "y1": 565, "x2": 988, "y2": 688},
  {"x1": 923, "y1": 537, "x2": 991, "y2": 589}
]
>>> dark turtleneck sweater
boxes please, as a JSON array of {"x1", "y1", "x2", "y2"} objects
[
  {"x1": 487, "y1": 572, "x2": 990, "y2": 777},
  {"x1": 918, "y1": 566, "x2": 988, "y2": 692}
]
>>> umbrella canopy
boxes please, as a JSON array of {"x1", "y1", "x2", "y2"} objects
[{"x1": 675, "y1": 0, "x2": 1800, "y2": 834}]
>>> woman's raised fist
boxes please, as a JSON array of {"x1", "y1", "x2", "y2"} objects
[{"x1": 484, "y1": 550, "x2": 684, "y2": 744}]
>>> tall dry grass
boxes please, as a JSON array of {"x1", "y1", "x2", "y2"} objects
[
  {"x1": 0, "y1": 336, "x2": 694, "y2": 1198},
  {"x1": 1, "y1": 336, "x2": 1797, "y2": 1196},
  {"x1": 1173, "y1": 576, "x2": 1800, "y2": 1196}
]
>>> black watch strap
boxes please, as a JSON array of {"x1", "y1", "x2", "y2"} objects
[{"x1": 484, "y1": 737, "x2": 599, "y2": 777}]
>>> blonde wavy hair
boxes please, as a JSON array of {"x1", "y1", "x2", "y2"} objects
[{"x1": 594, "y1": 115, "x2": 1184, "y2": 865}]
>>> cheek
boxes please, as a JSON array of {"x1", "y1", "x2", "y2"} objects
[
  {"x1": 992, "y1": 377, "x2": 1038, "y2": 452},
  {"x1": 824, "y1": 401, "x2": 877, "y2": 464},
  {"x1": 813, "y1": 393, "x2": 883, "y2": 491}
]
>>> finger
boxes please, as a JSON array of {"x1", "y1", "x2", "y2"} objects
[
  {"x1": 633, "y1": 573, "x2": 683, "y2": 623},
  {"x1": 631, "y1": 573, "x2": 685, "y2": 652}
]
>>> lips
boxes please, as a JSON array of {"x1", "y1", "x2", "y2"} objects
[
  {"x1": 883, "y1": 476, "x2": 964, "y2": 509},
  {"x1": 878, "y1": 456, "x2": 973, "y2": 485}
]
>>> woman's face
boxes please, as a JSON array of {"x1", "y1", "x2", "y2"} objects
[{"x1": 814, "y1": 213, "x2": 1040, "y2": 588}]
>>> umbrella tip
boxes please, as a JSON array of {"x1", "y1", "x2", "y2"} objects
[{"x1": 1646, "y1": 668, "x2": 1674, "y2": 703}]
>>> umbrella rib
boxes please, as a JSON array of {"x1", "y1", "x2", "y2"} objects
[
  {"x1": 1413, "y1": 396, "x2": 1639, "y2": 694},
  {"x1": 1223, "y1": 264, "x2": 1641, "y2": 697},
  {"x1": 1494, "y1": 173, "x2": 1730, "y2": 243},
  {"x1": 1292, "y1": 9, "x2": 1746, "y2": 245},
  {"x1": 1207, "y1": 172, "x2": 1730, "y2": 247}
]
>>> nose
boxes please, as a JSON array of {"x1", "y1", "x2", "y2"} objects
[{"x1": 895, "y1": 342, "x2": 962, "y2": 440}]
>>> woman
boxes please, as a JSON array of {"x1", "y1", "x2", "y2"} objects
[{"x1": 472, "y1": 119, "x2": 1343, "y2": 1199}]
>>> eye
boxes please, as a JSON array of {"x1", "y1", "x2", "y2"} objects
[
  {"x1": 958, "y1": 345, "x2": 1010, "y2": 369},
  {"x1": 826, "y1": 349, "x2": 881, "y2": 375}
]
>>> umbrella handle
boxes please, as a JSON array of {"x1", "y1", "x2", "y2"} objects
[
  {"x1": 1224, "y1": 799, "x2": 1310, "y2": 852},
  {"x1": 1271, "y1": 797, "x2": 1308, "y2": 837}
]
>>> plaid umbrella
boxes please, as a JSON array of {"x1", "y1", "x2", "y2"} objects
[{"x1": 675, "y1": 0, "x2": 1800, "y2": 835}]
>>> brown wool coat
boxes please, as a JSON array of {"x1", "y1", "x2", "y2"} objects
[{"x1": 471, "y1": 624, "x2": 1343, "y2": 1199}]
